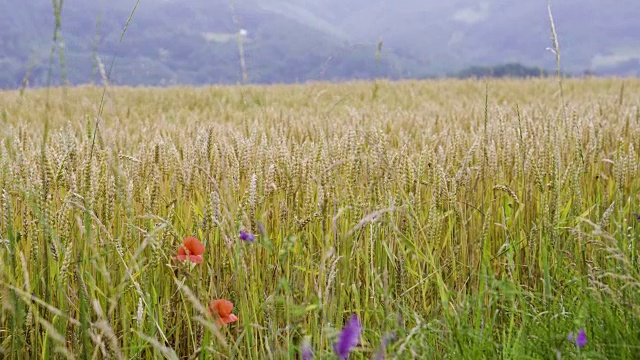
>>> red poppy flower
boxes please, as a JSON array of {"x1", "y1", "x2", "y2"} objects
[
  {"x1": 209, "y1": 299, "x2": 239, "y2": 325},
  {"x1": 174, "y1": 237, "x2": 205, "y2": 264}
]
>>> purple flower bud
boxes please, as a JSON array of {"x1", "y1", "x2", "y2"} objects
[
  {"x1": 576, "y1": 328, "x2": 587, "y2": 348},
  {"x1": 334, "y1": 314, "x2": 361, "y2": 359},
  {"x1": 240, "y1": 229, "x2": 255, "y2": 242},
  {"x1": 373, "y1": 332, "x2": 395, "y2": 360},
  {"x1": 300, "y1": 337, "x2": 313, "y2": 360},
  {"x1": 257, "y1": 221, "x2": 267, "y2": 237},
  {"x1": 568, "y1": 328, "x2": 587, "y2": 349}
]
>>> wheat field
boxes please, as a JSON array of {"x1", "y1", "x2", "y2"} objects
[{"x1": 1, "y1": 78, "x2": 639, "y2": 359}]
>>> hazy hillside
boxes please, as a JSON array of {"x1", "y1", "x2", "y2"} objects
[
  {"x1": 274, "y1": 0, "x2": 640, "y2": 74},
  {"x1": 0, "y1": 0, "x2": 413, "y2": 88},
  {"x1": 1, "y1": 0, "x2": 639, "y2": 88}
]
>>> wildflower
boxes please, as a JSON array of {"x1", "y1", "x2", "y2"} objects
[
  {"x1": 576, "y1": 328, "x2": 587, "y2": 348},
  {"x1": 568, "y1": 328, "x2": 587, "y2": 349},
  {"x1": 240, "y1": 229, "x2": 256, "y2": 242},
  {"x1": 373, "y1": 332, "x2": 396, "y2": 360},
  {"x1": 257, "y1": 221, "x2": 267, "y2": 237},
  {"x1": 209, "y1": 299, "x2": 239, "y2": 325},
  {"x1": 300, "y1": 336, "x2": 313, "y2": 360},
  {"x1": 334, "y1": 314, "x2": 361, "y2": 359},
  {"x1": 174, "y1": 236, "x2": 205, "y2": 264}
]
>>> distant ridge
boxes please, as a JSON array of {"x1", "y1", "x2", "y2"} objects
[{"x1": 1, "y1": 0, "x2": 638, "y2": 88}]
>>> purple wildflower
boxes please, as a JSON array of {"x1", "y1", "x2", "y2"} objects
[
  {"x1": 334, "y1": 314, "x2": 361, "y2": 359},
  {"x1": 373, "y1": 332, "x2": 396, "y2": 360},
  {"x1": 576, "y1": 328, "x2": 587, "y2": 348},
  {"x1": 300, "y1": 337, "x2": 313, "y2": 360},
  {"x1": 568, "y1": 328, "x2": 587, "y2": 349},
  {"x1": 240, "y1": 229, "x2": 255, "y2": 242},
  {"x1": 257, "y1": 221, "x2": 267, "y2": 237}
]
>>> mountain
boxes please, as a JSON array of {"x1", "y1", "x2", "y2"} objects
[
  {"x1": 272, "y1": 0, "x2": 640, "y2": 75},
  {"x1": 1, "y1": 0, "x2": 639, "y2": 88}
]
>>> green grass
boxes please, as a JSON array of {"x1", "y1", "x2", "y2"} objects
[{"x1": 0, "y1": 78, "x2": 639, "y2": 359}]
